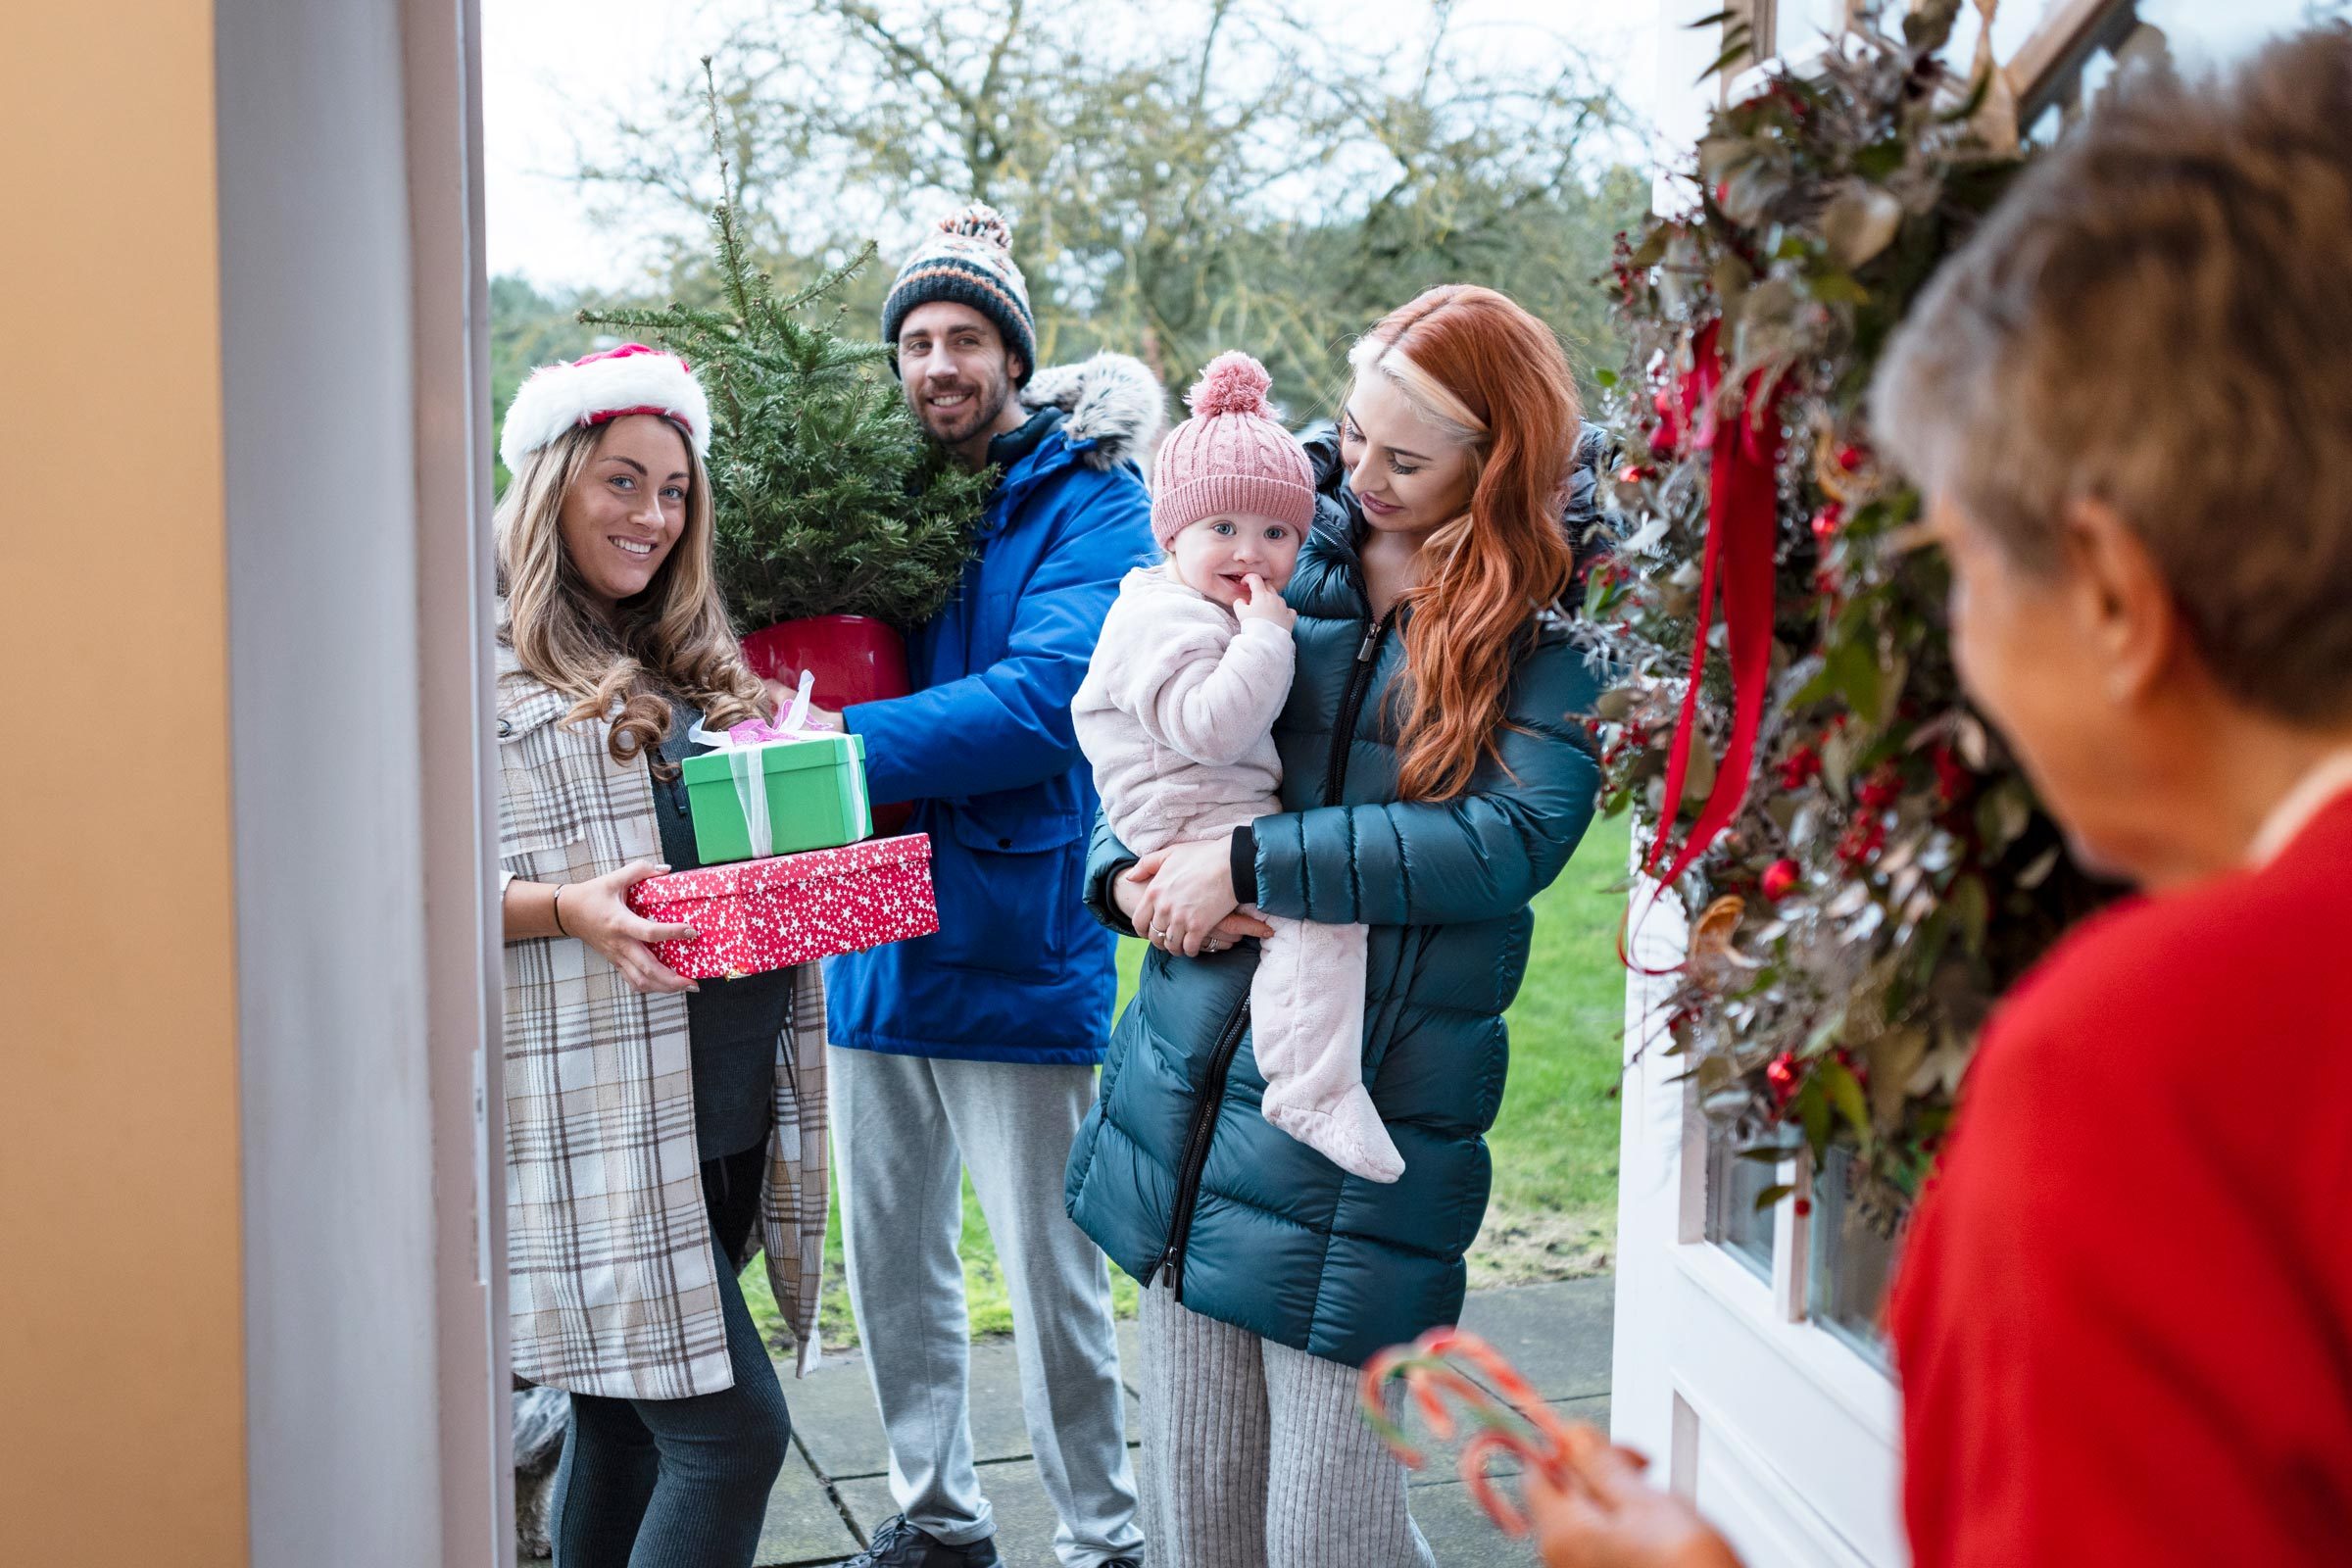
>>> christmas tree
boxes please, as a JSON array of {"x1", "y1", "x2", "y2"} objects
[{"x1": 583, "y1": 63, "x2": 991, "y2": 630}]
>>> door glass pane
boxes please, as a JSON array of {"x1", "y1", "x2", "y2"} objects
[
  {"x1": 1943, "y1": 0, "x2": 2062, "y2": 74},
  {"x1": 1704, "y1": 1125, "x2": 1783, "y2": 1282},
  {"x1": 1781, "y1": 0, "x2": 1849, "y2": 51},
  {"x1": 2140, "y1": 0, "x2": 2350, "y2": 65},
  {"x1": 1807, "y1": 1144, "x2": 1903, "y2": 1369}
]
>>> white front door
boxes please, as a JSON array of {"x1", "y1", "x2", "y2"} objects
[{"x1": 1608, "y1": 886, "x2": 1907, "y2": 1568}]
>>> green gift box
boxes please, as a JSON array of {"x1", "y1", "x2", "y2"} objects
[{"x1": 682, "y1": 731, "x2": 873, "y2": 865}]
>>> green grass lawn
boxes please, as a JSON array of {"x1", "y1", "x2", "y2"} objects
[{"x1": 747, "y1": 812, "x2": 1632, "y2": 1349}]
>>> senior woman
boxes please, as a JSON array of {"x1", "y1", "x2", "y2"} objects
[
  {"x1": 1063, "y1": 284, "x2": 1610, "y2": 1567},
  {"x1": 1531, "y1": 27, "x2": 2352, "y2": 1568}
]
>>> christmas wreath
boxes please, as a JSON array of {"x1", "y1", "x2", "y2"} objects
[{"x1": 1588, "y1": 0, "x2": 2110, "y2": 1213}]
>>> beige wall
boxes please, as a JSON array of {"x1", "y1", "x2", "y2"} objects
[{"x1": 0, "y1": 4, "x2": 249, "y2": 1563}]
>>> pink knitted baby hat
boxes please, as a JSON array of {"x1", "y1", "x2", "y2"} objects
[{"x1": 1151, "y1": 352, "x2": 1316, "y2": 549}]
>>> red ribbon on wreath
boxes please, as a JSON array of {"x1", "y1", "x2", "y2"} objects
[{"x1": 1622, "y1": 320, "x2": 1786, "y2": 974}]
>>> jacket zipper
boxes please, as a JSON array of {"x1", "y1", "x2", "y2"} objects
[
  {"x1": 1321, "y1": 609, "x2": 1396, "y2": 807},
  {"x1": 1154, "y1": 994, "x2": 1251, "y2": 1300},
  {"x1": 1152, "y1": 607, "x2": 1395, "y2": 1301}
]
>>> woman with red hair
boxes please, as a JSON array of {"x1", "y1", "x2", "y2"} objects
[{"x1": 1063, "y1": 285, "x2": 1610, "y2": 1566}]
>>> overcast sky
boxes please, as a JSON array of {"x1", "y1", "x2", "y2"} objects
[
  {"x1": 482, "y1": 0, "x2": 1656, "y2": 292},
  {"x1": 482, "y1": 0, "x2": 2331, "y2": 291}
]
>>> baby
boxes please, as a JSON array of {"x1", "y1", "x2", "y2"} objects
[{"x1": 1074, "y1": 352, "x2": 1402, "y2": 1184}]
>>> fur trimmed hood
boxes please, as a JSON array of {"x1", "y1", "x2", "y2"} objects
[{"x1": 1019, "y1": 352, "x2": 1166, "y2": 470}]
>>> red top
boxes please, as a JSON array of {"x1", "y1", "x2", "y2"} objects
[{"x1": 1888, "y1": 791, "x2": 2352, "y2": 1567}]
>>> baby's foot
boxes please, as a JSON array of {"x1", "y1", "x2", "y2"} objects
[{"x1": 1262, "y1": 1084, "x2": 1405, "y2": 1184}]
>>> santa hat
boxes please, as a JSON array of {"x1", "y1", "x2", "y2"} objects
[{"x1": 499, "y1": 343, "x2": 711, "y2": 472}]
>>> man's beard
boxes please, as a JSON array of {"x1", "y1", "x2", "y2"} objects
[{"x1": 907, "y1": 365, "x2": 1012, "y2": 447}]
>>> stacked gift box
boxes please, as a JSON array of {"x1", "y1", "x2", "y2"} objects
[{"x1": 627, "y1": 705, "x2": 938, "y2": 979}]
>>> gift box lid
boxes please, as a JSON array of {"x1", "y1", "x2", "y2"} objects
[
  {"x1": 632, "y1": 832, "x2": 931, "y2": 906},
  {"x1": 680, "y1": 730, "x2": 866, "y2": 786}
]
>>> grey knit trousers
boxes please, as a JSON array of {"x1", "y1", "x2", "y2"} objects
[
  {"x1": 1136, "y1": 1277, "x2": 1437, "y2": 1568},
  {"x1": 831, "y1": 1047, "x2": 1143, "y2": 1567}
]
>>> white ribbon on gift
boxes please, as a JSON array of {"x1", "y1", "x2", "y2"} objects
[{"x1": 687, "y1": 670, "x2": 865, "y2": 859}]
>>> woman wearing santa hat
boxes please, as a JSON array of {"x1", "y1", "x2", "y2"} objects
[{"x1": 493, "y1": 344, "x2": 828, "y2": 1567}]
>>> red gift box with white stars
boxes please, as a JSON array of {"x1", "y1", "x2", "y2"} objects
[{"x1": 625, "y1": 833, "x2": 939, "y2": 980}]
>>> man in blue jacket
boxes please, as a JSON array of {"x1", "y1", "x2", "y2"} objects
[{"x1": 821, "y1": 204, "x2": 1158, "y2": 1568}]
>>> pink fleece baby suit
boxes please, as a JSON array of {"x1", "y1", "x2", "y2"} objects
[{"x1": 1073, "y1": 564, "x2": 1402, "y2": 1183}]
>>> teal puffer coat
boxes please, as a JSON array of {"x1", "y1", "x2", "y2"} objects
[{"x1": 1063, "y1": 428, "x2": 1606, "y2": 1366}]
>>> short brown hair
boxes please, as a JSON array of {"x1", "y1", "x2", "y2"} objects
[{"x1": 1872, "y1": 25, "x2": 2352, "y2": 724}]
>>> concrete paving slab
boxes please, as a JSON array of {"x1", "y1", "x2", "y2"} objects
[
  {"x1": 1412, "y1": 1477, "x2": 1544, "y2": 1565},
  {"x1": 757, "y1": 1450, "x2": 863, "y2": 1566},
  {"x1": 791, "y1": 1338, "x2": 1143, "y2": 1484},
  {"x1": 783, "y1": 1351, "x2": 892, "y2": 1481},
  {"x1": 1456, "y1": 1277, "x2": 1613, "y2": 1401}
]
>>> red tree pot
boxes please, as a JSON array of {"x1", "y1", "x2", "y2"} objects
[{"x1": 741, "y1": 613, "x2": 913, "y2": 833}]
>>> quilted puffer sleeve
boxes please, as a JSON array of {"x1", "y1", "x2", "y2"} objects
[
  {"x1": 1251, "y1": 635, "x2": 1603, "y2": 927},
  {"x1": 1084, "y1": 812, "x2": 1143, "y2": 938}
]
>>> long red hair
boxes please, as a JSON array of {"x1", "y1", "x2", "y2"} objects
[{"x1": 1353, "y1": 285, "x2": 1582, "y2": 801}]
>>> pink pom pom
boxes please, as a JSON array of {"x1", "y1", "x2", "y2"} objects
[
  {"x1": 1188, "y1": 351, "x2": 1275, "y2": 418},
  {"x1": 939, "y1": 203, "x2": 1013, "y2": 252}
]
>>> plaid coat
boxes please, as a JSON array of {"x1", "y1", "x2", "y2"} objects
[{"x1": 496, "y1": 641, "x2": 827, "y2": 1398}]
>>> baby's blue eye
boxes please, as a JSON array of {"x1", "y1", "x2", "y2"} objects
[
  {"x1": 1266, "y1": 527, "x2": 1289, "y2": 541},
  {"x1": 1212, "y1": 521, "x2": 1235, "y2": 535}
]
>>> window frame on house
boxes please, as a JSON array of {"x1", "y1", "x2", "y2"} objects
[{"x1": 1719, "y1": 0, "x2": 2141, "y2": 107}]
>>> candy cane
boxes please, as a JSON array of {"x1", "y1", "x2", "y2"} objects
[{"x1": 1357, "y1": 1327, "x2": 1607, "y2": 1537}]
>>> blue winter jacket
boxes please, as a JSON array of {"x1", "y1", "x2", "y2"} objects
[
  {"x1": 1064, "y1": 422, "x2": 1608, "y2": 1364},
  {"x1": 823, "y1": 355, "x2": 1163, "y2": 1064}
]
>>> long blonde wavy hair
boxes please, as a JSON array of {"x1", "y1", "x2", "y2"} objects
[{"x1": 496, "y1": 418, "x2": 766, "y2": 765}]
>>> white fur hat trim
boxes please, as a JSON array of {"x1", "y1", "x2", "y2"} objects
[{"x1": 499, "y1": 344, "x2": 711, "y2": 471}]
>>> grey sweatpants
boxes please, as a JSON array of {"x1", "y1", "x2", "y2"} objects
[
  {"x1": 1136, "y1": 1277, "x2": 1436, "y2": 1568},
  {"x1": 830, "y1": 1047, "x2": 1143, "y2": 1567}
]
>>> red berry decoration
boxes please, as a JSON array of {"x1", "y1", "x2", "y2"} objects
[
  {"x1": 1777, "y1": 745, "x2": 1823, "y2": 790},
  {"x1": 1810, "y1": 502, "x2": 1843, "y2": 544},
  {"x1": 1837, "y1": 443, "x2": 1866, "y2": 472},
  {"x1": 1931, "y1": 741, "x2": 1973, "y2": 804},
  {"x1": 1765, "y1": 1052, "x2": 1800, "y2": 1106},
  {"x1": 1856, "y1": 764, "x2": 1903, "y2": 811},
  {"x1": 1837, "y1": 817, "x2": 1887, "y2": 866},
  {"x1": 1760, "y1": 858, "x2": 1801, "y2": 902}
]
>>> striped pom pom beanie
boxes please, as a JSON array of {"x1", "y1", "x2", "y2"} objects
[
  {"x1": 1151, "y1": 352, "x2": 1315, "y2": 549},
  {"x1": 882, "y1": 203, "x2": 1037, "y2": 386}
]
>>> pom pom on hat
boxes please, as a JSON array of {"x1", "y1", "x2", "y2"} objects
[
  {"x1": 1187, "y1": 351, "x2": 1276, "y2": 418},
  {"x1": 500, "y1": 343, "x2": 710, "y2": 472},
  {"x1": 937, "y1": 203, "x2": 1015, "y2": 252},
  {"x1": 1151, "y1": 350, "x2": 1315, "y2": 549}
]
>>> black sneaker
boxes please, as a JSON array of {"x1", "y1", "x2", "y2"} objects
[{"x1": 840, "y1": 1514, "x2": 1003, "y2": 1567}]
